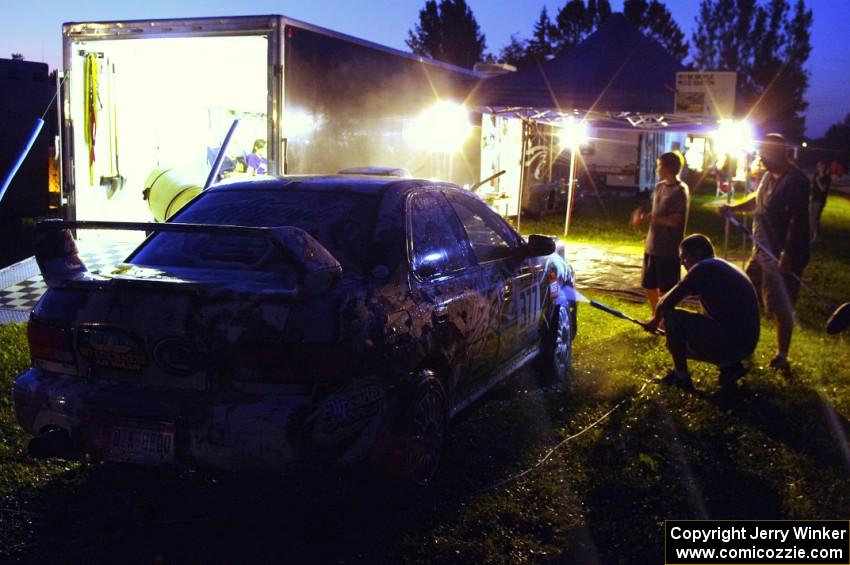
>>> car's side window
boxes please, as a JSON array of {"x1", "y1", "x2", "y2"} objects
[
  {"x1": 408, "y1": 191, "x2": 472, "y2": 279},
  {"x1": 446, "y1": 192, "x2": 520, "y2": 263}
]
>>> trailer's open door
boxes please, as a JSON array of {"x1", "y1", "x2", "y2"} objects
[{"x1": 63, "y1": 20, "x2": 275, "y2": 239}]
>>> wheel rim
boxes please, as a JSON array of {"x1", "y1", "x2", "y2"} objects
[
  {"x1": 408, "y1": 387, "x2": 446, "y2": 486},
  {"x1": 554, "y1": 307, "x2": 571, "y2": 376}
]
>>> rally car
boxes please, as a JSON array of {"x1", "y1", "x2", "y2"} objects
[{"x1": 13, "y1": 174, "x2": 577, "y2": 486}]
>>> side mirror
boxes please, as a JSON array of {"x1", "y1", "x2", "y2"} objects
[{"x1": 524, "y1": 234, "x2": 556, "y2": 257}]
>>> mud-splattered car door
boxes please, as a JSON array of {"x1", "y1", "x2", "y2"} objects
[
  {"x1": 444, "y1": 191, "x2": 542, "y2": 365},
  {"x1": 405, "y1": 190, "x2": 496, "y2": 404}
]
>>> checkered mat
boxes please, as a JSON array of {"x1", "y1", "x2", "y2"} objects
[{"x1": 0, "y1": 240, "x2": 137, "y2": 315}]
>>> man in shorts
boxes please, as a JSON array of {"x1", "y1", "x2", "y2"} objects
[
  {"x1": 719, "y1": 133, "x2": 810, "y2": 371},
  {"x1": 638, "y1": 152, "x2": 690, "y2": 315},
  {"x1": 646, "y1": 234, "x2": 760, "y2": 391}
]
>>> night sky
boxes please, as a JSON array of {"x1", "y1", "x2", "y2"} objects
[{"x1": 1, "y1": 0, "x2": 846, "y2": 137}]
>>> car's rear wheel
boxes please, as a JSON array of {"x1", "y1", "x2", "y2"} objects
[
  {"x1": 539, "y1": 303, "x2": 573, "y2": 384},
  {"x1": 398, "y1": 375, "x2": 448, "y2": 487}
]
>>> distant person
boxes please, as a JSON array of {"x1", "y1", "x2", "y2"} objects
[
  {"x1": 719, "y1": 133, "x2": 810, "y2": 372},
  {"x1": 646, "y1": 234, "x2": 760, "y2": 391},
  {"x1": 810, "y1": 159, "x2": 831, "y2": 242},
  {"x1": 246, "y1": 139, "x2": 267, "y2": 175},
  {"x1": 829, "y1": 159, "x2": 846, "y2": 183},
  {"x1": 635, "y1": 152, "x2": 690, "y2": 317},
  {"x1": 715, "y1": 154, "x2": 737, "y2": 196}
]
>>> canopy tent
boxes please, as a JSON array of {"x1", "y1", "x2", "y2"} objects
[
  {"x1": 469, "y1": 14, "x2": 729, "y2": 236},
  {"x1": 471, "y1": 13, "x2": 699, "y2": 130}
]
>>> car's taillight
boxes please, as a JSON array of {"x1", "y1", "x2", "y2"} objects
[
  {"x1": 230, "y1": 343, "x2": 360, "y2": 384},
  {"x1": 28, "y1": 319, "x2": 76, "y2": 371}
]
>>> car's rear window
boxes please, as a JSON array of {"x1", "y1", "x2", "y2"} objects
[{"x1": 131, "y1": 190, "x2": 378, "y2": 274}]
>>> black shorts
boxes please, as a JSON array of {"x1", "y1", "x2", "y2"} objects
[{"x1": 641, "y1": 253, "x2": 681, "y2": 293}]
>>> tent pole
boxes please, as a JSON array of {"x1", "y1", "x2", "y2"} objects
[
  {"x1": 517, "y1": 120, "x2": 527, "y2": 234},
  {"x1": 564, "y1": 147, "x2": 577, "y2": 238}
]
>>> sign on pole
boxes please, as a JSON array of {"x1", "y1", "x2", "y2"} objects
[{"x1": 674, "y1": 71, "x2": 737, "y2": 119}]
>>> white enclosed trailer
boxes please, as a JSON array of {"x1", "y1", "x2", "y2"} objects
[{"x1": 58, "y1": 15, "x2": 481, "y2": 235}]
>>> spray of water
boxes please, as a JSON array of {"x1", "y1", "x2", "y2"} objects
[
  {"x1": 817, "y1": 392, "x2": 850, "y2": 472},
  {"x1": 562, "y1": 285, "x2": 591, "y2": 303}
]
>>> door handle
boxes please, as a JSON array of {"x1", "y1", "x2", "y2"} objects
[
  {"x1": 434, "y1": 306, "x2": 450, "y2": 324},
  {"x1": 503, "y1": 281, "x2": 512, "y2": 300}
]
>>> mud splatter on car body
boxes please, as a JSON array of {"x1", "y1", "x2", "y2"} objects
[{"x1": 14, "y1": 175, "x2": 576, "y2": 481}]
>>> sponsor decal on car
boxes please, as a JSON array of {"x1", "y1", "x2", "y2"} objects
[
  {"x1": 313, "y1": 384, "x2": 384, "y2": 444},
  {"x1": 152, "y1": 337, "x2": 204, "y2": 376},
  {"x1": 78, "y1": 327, "x2": 148, "y2": 371}
]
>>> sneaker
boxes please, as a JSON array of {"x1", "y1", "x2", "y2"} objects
[
  {"x1": 655, "y1": 370, "x2": 694, "y2": 391},
  {"x1": 718, "y1": 362, "x2": 748, "y2": 388},
  {"x1": 769, "y1": 355, "x2": 790, "y2": 372}
]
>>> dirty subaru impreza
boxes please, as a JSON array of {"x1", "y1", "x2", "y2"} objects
[{"x1": 14, "y1": 175, "x2": 577, "y2": 486}]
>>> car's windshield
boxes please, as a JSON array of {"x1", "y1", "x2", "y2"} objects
[{"x1": 131, "y1": 190, "x2": 378, "y2": 274}]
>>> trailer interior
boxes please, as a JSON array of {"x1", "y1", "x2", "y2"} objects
[{"x1": 68, "y1": 35, "x2": 268, "y2": 240}]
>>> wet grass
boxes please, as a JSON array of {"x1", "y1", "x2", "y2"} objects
[
  {"x1": 522, "y1": 190, "x2": 764, "y2": 249},
  {"x1": 525, "y1": 188, "x2": 850, "y2": 331},
  {"x1": 0, "y1": 191, "x2": 848, "y2": 563}
]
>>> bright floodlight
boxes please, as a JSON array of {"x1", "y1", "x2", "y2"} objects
[
  {"x1": 405, "y1": 101, "x2": 472, "y2": 152},
  {"x1": 714, "y1": 119, "x2": 754, "y2": 156},
  {"x1": 558, "y1": 117, "x2": 588, "y2": 149}
]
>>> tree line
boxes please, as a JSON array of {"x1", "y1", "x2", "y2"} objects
[{"x1": 406, "y1": 0, "x2": 830, "y2": 146}]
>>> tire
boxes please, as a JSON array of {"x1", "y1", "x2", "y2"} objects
[
  {"x1": 397, "y1": 375, "x2": 449, "y2": 488},
  {"x1": 539, "y1": 303, "x2": 573, "y2": 384}
]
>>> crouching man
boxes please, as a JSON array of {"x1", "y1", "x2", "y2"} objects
[{"x1": 645, "y1": 234, "x2": 760, "y2": 391}]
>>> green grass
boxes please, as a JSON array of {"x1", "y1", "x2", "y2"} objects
[
  {"x1": 0, "y1": 324, "x2": 29, "y2": 484},
  {"x1": 1, "y1": 190, "x2": 849, "y2": 562},
  {"x1": 524, "y1": 187, "x2": 850, "y2": 330},
  {"x1": 522, "y1": 190, "x2": 762, "y2": 249},
  {"x1": 0, "y1": 323, "x2": 67, "y2": 492},
  {"x1": 394, "y1": 295, "x2": 850, "y2": 563}
]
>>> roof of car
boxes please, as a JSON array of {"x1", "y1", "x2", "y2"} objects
[{"x1": 209, "y1": 175, "x2": 454, "y2": 196}]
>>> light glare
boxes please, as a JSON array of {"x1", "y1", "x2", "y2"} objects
[
  {"x1": 405, "y1": 101, "x2": 472, "y2": 152},
  {"x1": 558, "y1": 118, "x2": 588, "y2": 149},
  {"x1": 713, "y1": 119, "x2": 754, "y2": 156}
]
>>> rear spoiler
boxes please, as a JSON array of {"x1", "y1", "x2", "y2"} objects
[{"x1": 34, "y1": 220, "x2": 343, "y2": 297}]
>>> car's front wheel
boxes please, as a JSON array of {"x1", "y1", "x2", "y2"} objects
[{"x1": 538, "y1": 303, "x2": 573, "y2": 384}]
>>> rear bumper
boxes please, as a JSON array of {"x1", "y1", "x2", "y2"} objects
[{"x1": 13, "y1": 368, "x2": 395, "y2": 473}]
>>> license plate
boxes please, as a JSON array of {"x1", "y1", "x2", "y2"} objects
[{"x1": 107, "y1": 420, "x2": 175, "y2": 464}]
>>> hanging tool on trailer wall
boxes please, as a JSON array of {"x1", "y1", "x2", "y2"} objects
[
  {"x1": 83, "y1": 52, "x2": 100, "y2": 186},
  {"x1": 99, "y1": 60, "x2": 126, "y2": 198}
]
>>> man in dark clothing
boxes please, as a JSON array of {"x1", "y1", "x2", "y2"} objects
[
  {"x1": 719, "y1": 133, "x2": 810, "y2": 372},
  {"x1": 646, "y1": 234, "x2": 760, "y2": 390}
]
